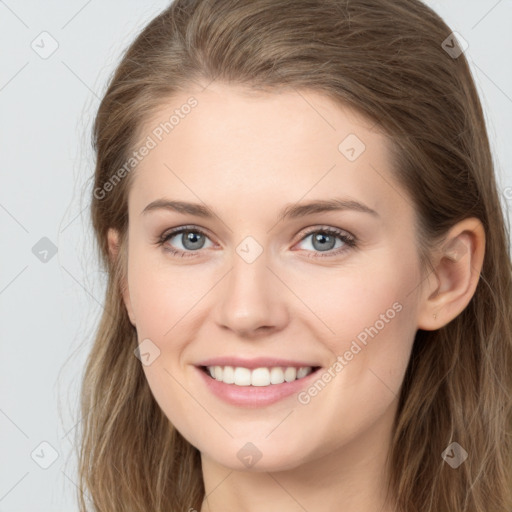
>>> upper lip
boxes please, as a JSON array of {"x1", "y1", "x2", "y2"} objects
[{"x1": 196, "y1": 357, "x2": 321, "y2": 369}]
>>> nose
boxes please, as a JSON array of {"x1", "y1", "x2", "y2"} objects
[{"x1": 214, "y1": 250, "x2": 289, "y2": 338}]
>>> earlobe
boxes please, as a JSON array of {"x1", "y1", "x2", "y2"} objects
[
  {"x1": 416, "y1": 218, "x2": 485, "y2": 331},
  {"x1": 107, "y1": 228, "x2": 137, "y2": 326}
]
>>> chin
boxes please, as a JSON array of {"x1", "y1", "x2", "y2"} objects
[{"x1": 195, "y1": 433, "x2": 319, "y2": 473}]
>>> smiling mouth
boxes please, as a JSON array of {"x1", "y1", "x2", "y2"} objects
[{"x1": 201, "y1": 365, "x2": 322, "y2": 387}]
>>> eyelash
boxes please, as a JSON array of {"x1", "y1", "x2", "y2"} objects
[{"x1": 156, "y1": 225, "x2": 357, "y2": 259}]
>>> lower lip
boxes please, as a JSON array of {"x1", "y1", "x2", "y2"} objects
[{"x1": 196, "y1": 366, "x2": 321, "y2": 408}]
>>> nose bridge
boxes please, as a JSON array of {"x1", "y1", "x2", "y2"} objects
[{"x1": 215, "y1": 241, "x2": 288, "y2": 335}]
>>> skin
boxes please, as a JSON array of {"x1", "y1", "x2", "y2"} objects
[{"x1": 108, "y1": 82, "x2": 485, "y2": 512}]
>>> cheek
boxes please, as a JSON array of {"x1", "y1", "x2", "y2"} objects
[
  {"x1": 304, "y1": 254, "x2": 419, "y2": 387},
  {"x1": 141, "y1": 360, "x2": 205, "y2": 449},
  {"x1": 299, "y1": 259, "x2": 414, "y2": 340},
  {"x1": 127, "y1": 250, "x2": 210, "y2": 338}
]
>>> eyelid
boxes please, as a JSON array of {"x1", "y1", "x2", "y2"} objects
[
  {"x1": 159, "y1": 224, "x2": 214, "y2": 243},
  {"x1": 294, "y1": 224, "x2": 354, "y2": 243}
]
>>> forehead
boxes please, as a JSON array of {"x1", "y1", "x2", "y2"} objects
[
  {"x1": 128, "y1": 82, "x2": 405, "y2": 222},
  {"x1": 138, "y1": 82, "x2": 383, "y2": 154}
]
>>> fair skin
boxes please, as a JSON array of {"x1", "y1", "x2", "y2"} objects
[{"x1": 108, "y1": 82, "x2": 485, "y2": 512}]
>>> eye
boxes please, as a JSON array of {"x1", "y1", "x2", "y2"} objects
[
  {"x1": 295, "y1": 226, "x2": 357, "y2": 258},
  {"x1": 157, "y1": 226, "x2": 214, "y2": 258},
  {"x1": 156, "y1": 225, "x2": 357, "y2": 259}
]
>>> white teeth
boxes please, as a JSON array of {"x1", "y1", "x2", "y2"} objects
[
  {"x1": 270, "y1": 367, "x2": 285, "y2": 384},
  {"x1": 251, "y1": 368, "x2": 269, "y2": 387},
  {"x1": 223, "y1": 365, "x2": 235, "y2": 384},
  {"x1": 297, "y1": 367, "x2": 310, "y2": 379},
  {"x1": 234, "y1": 367, "x2": 251, "y2": 386},
  {"x1": 205, "y1": 365, "x2": 314, "y2": 386},
  {"x1": 284, "y1": 367, "x2": 297, "y2": 382}
]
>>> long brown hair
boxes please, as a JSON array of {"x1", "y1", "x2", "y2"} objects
[{"x1": 77, "y1": 1, "x2": 512, "y2": 510}]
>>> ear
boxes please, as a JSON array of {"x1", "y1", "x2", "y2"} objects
[
  {"x1": 107, "y1": 228, "x2": 136, "y2": 326},
  {"x1": 416, "y1": 217, "x2": 485, "y2": 331}
]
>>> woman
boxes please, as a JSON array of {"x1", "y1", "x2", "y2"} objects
[{"x1": 77, "y1": 0, "x2": 512, "y2": 511}]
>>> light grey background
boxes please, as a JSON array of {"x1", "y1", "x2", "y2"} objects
[{"x1": 1, "y1": 1, "x2": 511, "y2": 510}]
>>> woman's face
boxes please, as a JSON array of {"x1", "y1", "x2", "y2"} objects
[{"x1": 115, "y1": 82, "x2": 427, "y2": 472}]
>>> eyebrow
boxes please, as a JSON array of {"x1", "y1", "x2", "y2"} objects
[{"x1": 141, "y1": 197, "x2": 380, "y2": 221}]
